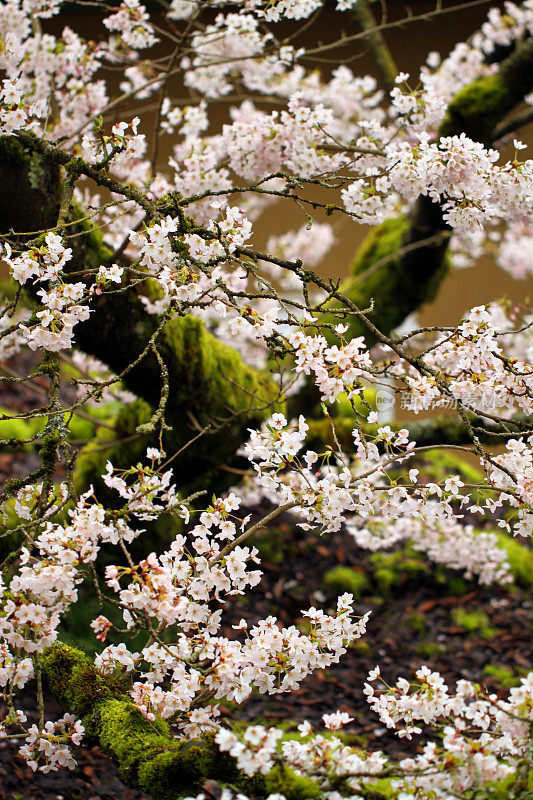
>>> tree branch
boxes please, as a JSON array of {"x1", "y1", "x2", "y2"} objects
[
  {"x1": 305, "y1": 415, "x2": 533, "y2": 454},
  {"x1": 40, "y1": 642, "x2": 319, "y2": 800},
  {"x1": 350, "y1": 0, "x2": 398, "y2": 95}
]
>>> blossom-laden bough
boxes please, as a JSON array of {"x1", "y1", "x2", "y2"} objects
[{"x1": 0, "y1": 0, "x2": 533, "y2": 797}]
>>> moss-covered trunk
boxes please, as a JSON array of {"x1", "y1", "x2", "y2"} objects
[
  {"x1": 333, "y1": 37, "x2": 533, "y2": 344},
  {"x1": 0, "y1": 138, "x2": 281, "y2": 497}
]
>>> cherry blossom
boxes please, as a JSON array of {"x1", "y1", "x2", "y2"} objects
[{"x1": 1, "y1": 0, "x2": 533, "y2": 788}]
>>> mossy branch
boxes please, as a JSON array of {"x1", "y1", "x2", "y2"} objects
[
  {"x1": 350, "y1": 0, "x2": 398, "y2": 94},
  {"x1": 441, "y1": 38, "x2": 533, "y2": 144},
  {"x1": 334, "y1": 36, "x2": 533, "y2": 344},
  {"x1": 72, "y1": 310, "x2": 282, "y2": 499},
  {"x1": 40, "y1": 642, "x2": 320, "y2": 800},
  {"x1": 329, "y1": 214, "x2": 451, "y2": 344},
  {"x1": 40, "y1": 642, "x2": 220, "y2": 800},
  {"x1": 41, "y1": 641, "x2": 530, "y2": 800}
]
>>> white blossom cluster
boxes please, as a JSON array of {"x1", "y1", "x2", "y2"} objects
[
  {"x1": 363, "y1": 666, "x2": 533, "y2": 798},
  {"x1": 0, "y1": 456, "x2": 370, "y2": 769},
  {"x1": 1, "y1": 0, "x2": 533, "y2": 790},
  {"x1": 181, "y1": 669, "x2": 533, "y2": 799},
  {"x1": 2, "y1": 233, "x2": 90, "y2": 351}
]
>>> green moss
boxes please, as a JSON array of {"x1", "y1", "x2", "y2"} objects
[
  {"x1": 160, "y1": 314, "x2": 282, "y2": 433},
  {"x1": 138, "y1": 743, "x2": 211, "y2": 799},
  {"x1": 322, "y1": 566, "x2": 370, "y2": 599},
  {"x1": 0, "y1": 278, "x2": 26, "y2": 302},
  {"x1": 415, "y1": 642, "x2": 444, "y2": 658},
  {"x1": 40, "y1": 644, "x2": 220, "y2": 799},
  {"x1": 439, "y1": 74, "x2": 510, "y2": 142},
  {"x1": 370, "y1": 549, "x2": 429, "y2": 596},
  {"x1": 97, "y1": 709, "x2": 322, "y2": 800},
  {"x1": 74, "y1": 312, "x2": 284, "y2": 502},
  {"x1": 406, "y1": 611, "x2": 428, "y2": 636},
  {"x1": 373, "y1": 567, "x2": 398, "y2": 596},
  {"x1": 334, "y1": 217, "x2": 407, "y2": 341},
  {"x1": 350, "y1": 217, "x2": 409, "y2": 280},
  {"x1": 483, "y1": 664, "x2": 521, "y2": 689},
  {"x1": 263, "y1": 764, "x2": 321, "y2": 800},
  {"x1": 402, "y1": 557, "x2": 429, "y2": 577},
  {"x1": 40, "y1": 643, "x2": 127, "y2": 719},
  {"x1": 451, "y1": 608, "x2": 500, "y2": 639},
  {"x1": 362, "y1": 777, "x2": 398, "y2": 799},
  {"x1": 97, "y1": 701, "x2": 216, "y2": 798},
  {"x1": 440, "y1": 38, "x2": 533, "y2": 144},
  {"x1": 495, "y1": 532, "x2": 533, "y2": 589},
  {"x1": 327, "y1": 215, "x2": 450, "y2": 343}
]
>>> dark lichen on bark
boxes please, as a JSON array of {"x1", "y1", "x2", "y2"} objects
[{"x1": 0, "y1": 136, "x2": 61, "y2": 234}]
